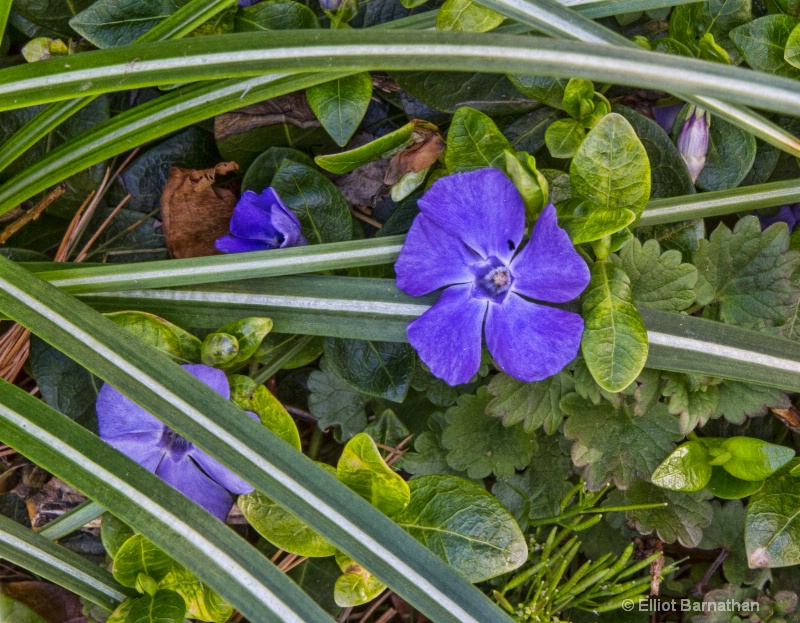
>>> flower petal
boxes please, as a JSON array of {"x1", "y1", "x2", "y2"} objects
[
  {"x1": 156, "y1": 453, "x2": 234, "y2": 521},
  {"x1": 105, "y1": 432, "x2": 164, "y2": 471},
  {"x1": 485, "y1": 294, "x2": 583, "y2": 382},
  {"x1": 418, "y1": 169, "x2": 524, "y2": 262},
  {"x1": 510, "y1": 204, "x2": 590, "y2": 303},
  {"x1": 214, "y1": 235, "x2": 273, "y2": 254},
  {"x1": 269, "y1": 197, "x2": 307, "y2": 247},
  {"x1": 407, "y1": 284, "x2": 487, "y2": 386},
  {"x1": 395, "y1": 214, "x2": 477, "y2": 296},
  {"x1": 229, "y1": 189, "x2": 284, "y2": 245},
  {"x1": 96, "y1": 383, "x2": 164, "y2": 439},
  {"x1": 182, "y1": 364, "x2": 230, "y2": 400},
  {"x1": 191, "y1": 448, "x2": 254, "y2": 495}
]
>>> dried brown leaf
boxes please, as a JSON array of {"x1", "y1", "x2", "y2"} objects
[
  {"x1": 383, "y1": 129, "x2": 445, "y2": 185},
  {"x1": 214, "y1": 92, "x2": 319, "y2": 140}
]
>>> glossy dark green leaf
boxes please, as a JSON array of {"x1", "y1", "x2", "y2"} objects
[
  {"x1": 719, "y1": 437, "x2": 796, "y2": 481},
  {"x1": 730, "y1": 15, "x2": 800, "y2": 78},
  {"x1": 70, "y1": 0, "x2": 191, "y2": 48},
  {"x1": 306, "y1": 73, "x2": 373, "y2": 147},
  {"x1": 234, "y1": 1, "x2": 319, "y2": 31},
  {"x1": 444, "y1": 106, "x2": 512, "y2": 172},
  {"x1": 746, "y1": 468, "x2": 800, "y2": 568},
  {"x1": 314, "y1": 121, "x2": 416, "y2": 174},
  {"x1": 270, "y1": 161, "x2": 352, "y2": 244},
  {"x1": 651, "y1": 441, "x2": 713, "y2": 492},
  {"x1": 705, "y1": 467, "x2": 764, "y2": 500},
  {"x1": 324, "y1": 337, "x2": 414, "y2": 402},
  {"x1": 506, "y1": 75, "x2": 567, "y2": 109},
  {"x1": 696, "y1": 117, "x2": 757, "y2": 192},
  {"x1": 241, "y1": 147, "x2": 314, "y2": 193},
  {"x1": 394, "y1": 475, "x2": 528, "y2": 583},
  {"x1": 337, "y1": 433, "x2": 410, "y2": 517},
  {"x1": 307, "y1": 358, "x2": 368, "y2": 440},
  {"x1": 436, "y1": 0, "x2": 504, "y2": 32},
  {"x1": 12, "y1": 0, "x2": 94, "y2": 38},
  {"x1": 570, "y1": 113, "x2": 651, "y2": 220},
  {"x1": 125, "y1": 590, "x2": 186, "y2": 623},
  {"x1": 581, "y1": 260, "x2": 649, "y2": 392}
]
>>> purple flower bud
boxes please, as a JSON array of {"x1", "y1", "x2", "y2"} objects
[
  {"x1": 319, "y1": 0, "x2": 342, "y2": 9},
  {"x1": 677, "y1": 107, "x2": 710, "y2": 183}
]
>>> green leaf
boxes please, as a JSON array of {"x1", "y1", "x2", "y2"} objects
[
  {"x1": 324, "y1": 337, "x2": 415, "y2": 402},
  {"x1": 125, "y1": 590, "x2": 186, "y2": 623},
  {"x1": 651, "y1": 441, "x2": 713, "y2": 492},
  {"x1": 214, "y1": 317, "x2": 273, "y2": 366},
  {"x1": 581, "y1": 260, "x2": 649, "y2": 393},
  {"x1": 507, "y1": 75, "x2": 567, "y2": 109},
  {"x1": 314, "y1": 121, "x2": 416, "y2": 174},
  {"x1": 746, "y1": 468, "x2": 800, "y2": 567},
  {"x1": 611, "y1": 238, "x2": 698, "y2": 312},
  {"x1": 713, "y1": 380, "x2": 789, "y2": 424},
  {"x1": 562, "y1": 391, "x2": 682, "y2": 490},
  {"x1": 333, "y1": 553, "x2": 386, "y2": 607},
  {"x1": 159, "y1": 567, "x2": 232, "y2": 623},
  {"x1": 661, "y1": 373, "x2": 720, "y2": 433},
  {"x1": 693, "y1": 216, "x2": 800, "y2": 327},
  {"x1": 695, "y1": 117, "x2": 757, "y2": 192},
  {"x1": 270, "y1": 161, "x2": 353, "y2": 244},
  {"x1": 730, "y1": 15, "x2": 800, "y2": 78},
  {"x1": 201, "y1": 333, "x2": 238, "y2": 367},
  {"x1": 306, "y1": 73, "x2": 373, "y2": 147},
  {"x1": 441, "y1": 387, "x2": 538, "y2": 479},
  {"x1": 570, "y1": 112, "x2": 651, "y2": 221},
  {"x1": 608, "y1": 479, "x2": 713, "y2": 548},
  {"x1": 308, "y1": 358, "x2": 368, "y2": 440},
  {"x1": 544, "y1": 118, "x2": 585, "y2": 159},
  {"x1": 485, "y1": 370, "x2": 573, "y2": 435},
  {"x1": 436, "y1": 0, "x2": 504, "y2": 32},
  {"x1": 612, "y1": 105, "x2": 695, "y2": 198},
  {"x1": 113, "y1": 535, "x2": 178, "y2": 588},
  {"x1": 0, "y1": 595, "x2": 48, "y2": 623},
  {"x1": 12, "y1": 0, "x2": 94, "y2": 38},
  {"x1": 101, "y1": 514, "x2": 136, "y2": 559},
  {"x1": 238, "y1": 489, "x2": 337, "y2": 558},
  {"x1": 70, "y1": 0, "x2": 190, "y2": 48},
  {"x1": 787, "y1": 22, "x2": 800, "y2": 68},
  {"x1": 718, "y1": 437, "x2": 796, "y2": 481},
  {"x1": 242, "y1": 147, "x2": 314, "y2": 193},
  {"x1": 698, "y1": 500, "x2": 753, "y2": 585},
  {"x1": 444, "y1": 106, "x2": 511, "y2": 172},
  {"x1": 705, "y1": 467, "x2": 764, "y2": 500},
  {"x1": 228, "y1": 375, "x2": 301, "y2": 451},
  {"x1": 106, "y1": 311, "x2": 202, "y2": 362},
  {"x1": 337, "y1": 433, "x2": 410, "y2": 517},
  {"x1": 555, "y1": 198, "x2": 635, "y2": 245},
  {"x1": 234, "y1": 1, "x2": 319, "y2": 31},
  {"x1": 402, "y1": 413, "x2": 467, "y2": 478},
  {"x1": 395, "y1": 475, "x2": 528, "y2": 582}
]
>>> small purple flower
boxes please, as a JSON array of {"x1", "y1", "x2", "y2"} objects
[
  {"x1": 652, "y1": 103, "x2": 683, "y2": 133},
  {"x1": 758, "y1": 203, "x2": 800, "y2": 231},
  {"x1": 215, "y1": 187, "x2": 307, "y2": 254},
  {"x1": 677, "y1": 106, "x2": 710, "y2": 183},
  {"x1": 97, "y1": 364, "x2": 255, "y2": 520},
  {"x1": 395, "y1": 169, "x2": 590, "y2": 386}
]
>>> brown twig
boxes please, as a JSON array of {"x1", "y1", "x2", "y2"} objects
[
  {"x1": 74, "y1": 194, "x2": 131, "y2": 262},
  {"x1": 0, "y1": 184, "x2": 66, "y2": 245},
  {"x1": 350, "y1": 208, "x2": 383, "y2": 229},
  {"x1": 357, "y1": 591, "x2": 391, "y2": 623}
]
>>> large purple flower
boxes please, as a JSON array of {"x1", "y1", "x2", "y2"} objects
[
  {"x1": 97, "y1": 364, "x2": 255, "y2": 520},
  {"x1": 215, "y1": 187, "x2": 307, "y2": 254},
  {"x1": 395, "y1": 169, "x2": 590, "y2": 386}
]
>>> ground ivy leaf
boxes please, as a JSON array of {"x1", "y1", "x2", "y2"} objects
[
  {"x1": 485, "y1": 370, "x2": 573, "y2": 434},
  {"x1": 306, "y1": 73, "x2": 373, "y2": 147},
  {"x1": 714, "y1": 380, "x2": 789, "y2": 425},
  {"x1": 693, "y1": 216, "x2": 800, "y2": 327},
  {"x1": 394, "y1": 474, "x2": 528, "y2": 582},
  {"x1": 436, "y1": 0, "x2": 504, "y2": 32},
  {"x1": 307, "y1": 358, "x2": 368, "y2": 441},
  {"x1": 608, "y1": 478, "x2": 713, "y2": 548},
  {"x1": 440, "y1": 387, "x2": 537, "y2": 479},
  {"x1": 746, "y1": 466, "x2": 800, "y2": 568},
  {"x1": 570, "y1": 112, "x2": 651, "y2": 220},
  {"x1": 492, "y1": 436, "x2": 573, "y2": 529},
  {"x1": 611, "y1": 239, "x2": 698, "y2": 312},
  {"x1": 324, "y1": 337, "x2": 415, "y2": 403},
  {"x1": 581, "y1": 260, "x2": 649, "y2": 393},
  {"x1": 562, "y1": 392, "x2": 682, "y2": 490},
  {"x1": 402, "y1": 413, "x2": 469, "y2": 478},
  {"x1": 444, "y1": 106, "x2": 511, "y2": 172},
  {"x1": 270, "y1": 161, "x2": 353, "y2": 244},
  {"x1": 661, "y1": 372, "x2": 720, "y2": 434}
]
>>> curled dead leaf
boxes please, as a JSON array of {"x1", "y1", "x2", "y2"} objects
[
  {"x1": 160, "y1": 162, "x2": 239, "y2": 258},
  {"x1": 214, "y1": 92, "x2": 319, "y2": 140},
  {"x1": 383, "y1": 128, "x2": 445, "y2": 186}
]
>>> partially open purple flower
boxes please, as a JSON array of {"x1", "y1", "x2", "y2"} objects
[
  {"x1": 677, "y1": 106, "x2": 710, "y2": 183},
  {"x1": 215, "y1": 187, "x2": 307, "y2": 254},
  {"x1": 97, "y1": 364, "x2": 255, "y2": 520},
  {"x1": 395, "y1": 169, "x2": 590, "y2": 386}
]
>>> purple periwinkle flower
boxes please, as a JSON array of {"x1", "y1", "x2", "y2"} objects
[
  {"x1": 215, "y1": 187, "x2": 307, "y2": 254},
  {"x1": 677, "y1": 106, "x2": 710, "y2": 183},
  {"x1": 758, "y1": 203, "x2": 800, "y2": 231},
  {"x1": 97, "y1": 364, "x2": 255, "y2": 520},
  {"x1": 652, "y1": 103, "x2": 683, "y2": 133},
  {"x1": 395, "y1": 169, "x2": 590, "y2": 386}
]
